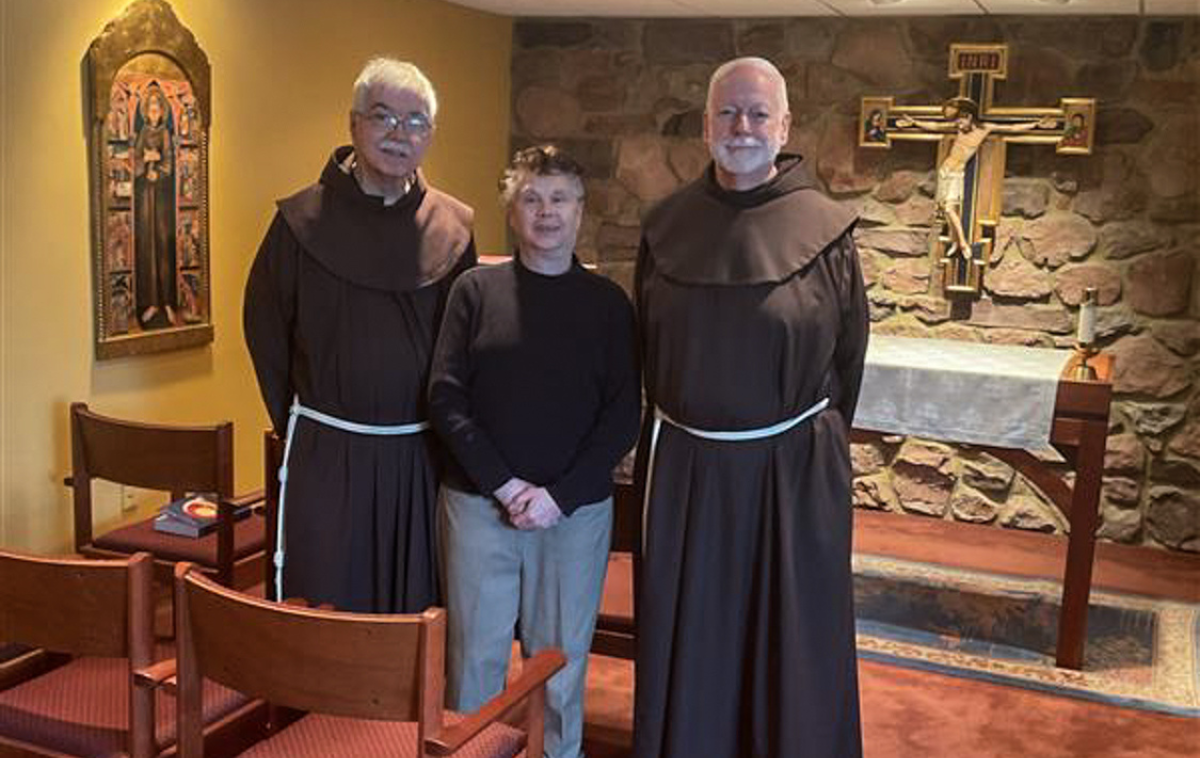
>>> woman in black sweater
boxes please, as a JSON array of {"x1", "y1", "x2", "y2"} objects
[{"x1": 428, "y1": 146, "x2": 640, "y2": 758}]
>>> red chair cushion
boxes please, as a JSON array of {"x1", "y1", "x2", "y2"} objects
[
  {"x1": 0, "y1": 646, "x2": 249, "y2": 758},
  {"x1": 95, "y1": 512, "x2": 266, "y2": 566},
  {"x1": 237, "y1": 712, "x2": 524, "y2": 758}
]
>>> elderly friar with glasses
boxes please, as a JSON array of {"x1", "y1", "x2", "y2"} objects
[
  {"x1": 244, "y1": 57, "x2": 476, "y2": 615},
  {"x1": 429, "y1": 145, "x2": 640, "y2": 758}
]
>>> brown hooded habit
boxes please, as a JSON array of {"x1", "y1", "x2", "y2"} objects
[
  {"x1": 244, "y1": 146, "x2": 475, "y2": 613},
  {"x1": 633, "y1": 155, "x2": 869, "y2": 758}
]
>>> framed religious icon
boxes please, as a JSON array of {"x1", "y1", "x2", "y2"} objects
[
  {"x1": 86, "y1": 0, "x2": 213, "y2": 358},
  {"x1": 858, "y1": 97, "x2": 894, "y2": 148},
  {"x1": 1057, "y1": 98, "x2": 1097, "y2": 155}
]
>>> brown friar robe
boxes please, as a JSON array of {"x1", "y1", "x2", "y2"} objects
[
  {"x1": 244, "y1": 146, "x2": 476, "y2": 613},
  {"x1": 632, "y1": 155, "x2": 869, "y2": 758}
]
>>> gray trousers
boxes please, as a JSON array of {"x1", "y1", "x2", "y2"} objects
[{"x1": 439, "y1": 486, "x2": 613, "y2": 758}]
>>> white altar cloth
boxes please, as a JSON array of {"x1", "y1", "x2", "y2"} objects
[{"x1": 854, "y1": 335, "x2": 1073, "y2": 449}]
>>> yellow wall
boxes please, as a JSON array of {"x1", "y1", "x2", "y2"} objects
[{"x1": 0, "y1": 0, "x2": 513, "y2": 552}]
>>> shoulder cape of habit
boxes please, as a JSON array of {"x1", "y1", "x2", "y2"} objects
[
  {"x1": 643, "y1": 154, "x2": 857, "y2": 286},
  {"x1": 276, "y1": 146, "x2": 474, "y2": 293}
]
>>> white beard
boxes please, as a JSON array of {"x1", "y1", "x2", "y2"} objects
[{"x1": 710, "y1": 136, "x2": 782, "y2": 178}]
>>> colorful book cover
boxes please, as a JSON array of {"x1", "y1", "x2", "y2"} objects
[{"x1": 153, "y1": 494, "x2": 252, "y2": 538}]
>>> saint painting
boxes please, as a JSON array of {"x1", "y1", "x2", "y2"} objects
[
  {"x1": 106, "y1": 210, "x2": 132, "y2": 271},
  {"x1": 87, "y1": 0, "x2": 212, "y2": 358},
  {"x1": 1057, "y1": 99, "x2": 1096, "y2": 154},
  {"x1": 106, "y1": 83, "x2": 131, "y2": 141},
  {"x1": 132, "y1": 80, "x2": 178, "y2": 328},
  {"x1": 95, "y1": 67, "x2": 209, "y2": 343},
  {"x1": 858, "y1": 97, "x2": 892, "y2": 147},
  {"x1": 864, "y1": 109, "x2": 887, "y2": 143}
]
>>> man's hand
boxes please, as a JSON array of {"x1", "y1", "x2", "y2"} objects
[
  {"x1": 509, "y1": 487, "x2": 563, "y2": 530},
  {"x1": 493, "y1": 477, "x2": 533, "y2": 509},
  {"x1": 1037, "y1": 115, "x2": 1058, "y2": 129},
  {"x1": 895, "y1": 115, "x2": 915, "y2": 128}
]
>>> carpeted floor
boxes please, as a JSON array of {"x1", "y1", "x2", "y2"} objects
[
  {"x1": 580, "y1": 510, "x2": 1200, "y2": 758},
  {"x1": 580, "y1": 654, "x2": 1199, "y2": 758}
]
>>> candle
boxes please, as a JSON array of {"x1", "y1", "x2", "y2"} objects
[{"x1": 1077, "y1": 287, "x2": 1097, "y2": 346}]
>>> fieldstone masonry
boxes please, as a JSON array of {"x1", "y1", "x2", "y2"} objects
[{"x1": 510, "y1": 17, "x2": 1200, "y2": 552}]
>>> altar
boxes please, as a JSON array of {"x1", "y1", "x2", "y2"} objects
[{"x1": 853, "y1": 336, "x2": 1113, "y2": 671}]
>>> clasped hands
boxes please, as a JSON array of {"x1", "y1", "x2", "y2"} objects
[{"x1": 493, "y1": 477, "x2": 562, "y2": 530}]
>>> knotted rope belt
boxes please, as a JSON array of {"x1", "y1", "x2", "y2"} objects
[
  {"x1": 641, "y1": 397, "x2": 830, "y2": 552},
  {"x1": 274, "y1": 397, "x2": 430, "y2": 601}
]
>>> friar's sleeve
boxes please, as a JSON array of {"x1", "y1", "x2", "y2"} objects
[
  {"x1": 831, "y1": 231, "x2": 870, "y2": 425},
  {"x1": 243, "y1": 213, "x2": 299, "y2": 436},
  {"x1": 633, "y1": 235, "x2": 656, "y2": 409},
  {"x1": 546, "y1": 290, "x2": 641, "y2": 515},
  {"x1": 427, "y1": 274, "x2": 514, "y2": 496}
]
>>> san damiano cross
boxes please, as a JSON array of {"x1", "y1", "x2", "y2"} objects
[{"x1": 859, "y1": 43, "x2": 1096, "y2": 299}]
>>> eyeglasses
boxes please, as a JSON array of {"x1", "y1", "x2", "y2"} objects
[{"x1": 359, "y1": 109, "x2": 433, "y2": 136}]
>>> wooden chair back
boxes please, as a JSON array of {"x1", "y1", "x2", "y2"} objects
[
  {"x1": 176, "y1": 562, "x2": 564, "y2": 758},
  {"x1": 179, "y1": 566, "x2": 436, "y2": 719},
  {"x1": 590, "y1": 477, "x2": 640, "y2": 659},
  {"x1": 71, "y1": 402, "x2": 234, "y2": 495},
  {"x1": 0, "y1": 550, "x2": 156, "y2": 758},
  {"x1": 68, "y1": 402, "x2": 262, "y2": 588},
  {"x1": 174, "y1": 564, "x2": 446, "y2": 757},
  {"x1": 0, "y1": 550, "x2": 153, "y2": 660}
]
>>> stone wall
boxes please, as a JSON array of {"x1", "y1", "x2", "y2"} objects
[{"x1": 509, "y1": 17, "x2": 1200, "y2": 552}]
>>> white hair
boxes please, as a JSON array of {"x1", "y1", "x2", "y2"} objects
[
  {"x1": 705, "y1": 57, "x2": 789, "y2": 114},
  {"x1": 352, "y1": 57, "x2": 438, "y2": 119}
]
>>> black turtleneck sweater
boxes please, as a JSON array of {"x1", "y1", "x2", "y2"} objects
[{"x1": 428, "y1": 257, "x2": 640, "y2": 515}]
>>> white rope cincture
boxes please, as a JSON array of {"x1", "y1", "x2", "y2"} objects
[
  {"x1": 640, "y1": 397, "x2": 830, "y2": 554},
  {"x1": 273, "y1": 397, "x2": 431, "y2": 602}
]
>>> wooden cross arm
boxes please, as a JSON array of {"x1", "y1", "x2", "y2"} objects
[
  {"x1": 985, "y1": 114, "x2": 1059, "y2": 133},
  {"x1": 424, "y1": 649, "x2": 566, "y2": 756}
]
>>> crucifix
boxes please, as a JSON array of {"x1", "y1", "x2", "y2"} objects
[{"x1": 860, "y1": 44, "x2": 1096, "y2": 299}]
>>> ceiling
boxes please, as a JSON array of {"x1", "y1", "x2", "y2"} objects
[{"x1": 446, "y1": 0, "x2": 1198, "y2": 16}]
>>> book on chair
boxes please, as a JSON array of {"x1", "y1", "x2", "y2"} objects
[{"x1": 153, "y1": 494, "x2": 251, "y2": 538}]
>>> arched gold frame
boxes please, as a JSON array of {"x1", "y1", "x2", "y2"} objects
[{"x1": 86, "y1": 0, "x2": 212, "y2": 359}]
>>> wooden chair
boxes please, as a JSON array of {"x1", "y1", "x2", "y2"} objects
[
  {"x1": 0, "y1": 549, "x2": 266, "y2": 758},
  {"x1": 174, "y1": 562, "x2": 566, "y2": 758},
  {"x1": 262, "y1": 431, "x2": 284, "y2": 600},
  {"x1": 68, "y1": 401, "x2": 267, "y2": 589},
  {"x1": 590, "y1": 476, "x2": 640, "y2": 660}
]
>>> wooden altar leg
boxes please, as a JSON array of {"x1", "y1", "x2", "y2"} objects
[{"x1": 1056, "y1": 418, "x2": 1108, "y2": 670}]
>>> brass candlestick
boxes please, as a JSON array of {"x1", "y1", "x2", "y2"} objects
[{"x1": 1072, "y1": 343, "x2": 1099, "y2": 381}]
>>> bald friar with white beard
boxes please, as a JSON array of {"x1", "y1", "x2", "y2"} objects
[{"x1": 632, "y1": 57, "x2": 869, "y2": 758}]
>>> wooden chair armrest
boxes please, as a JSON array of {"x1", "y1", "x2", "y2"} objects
[
  {"x1": 425, "y1": 649, "x2": 566, "y2": 756},
  {"x1": 224, "y1": 489, "x2": 266, "y2": 510},
  {"x1": 0, "y1": 648, "x2": 68, "y2": 690},
  {"x1": 134, "y1": 658, "x2": 178, "y2": 695}
]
